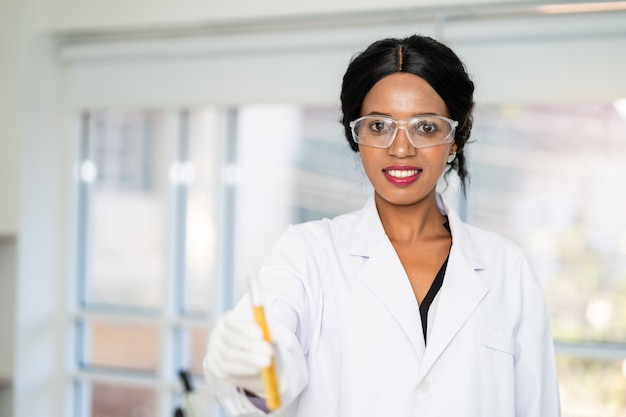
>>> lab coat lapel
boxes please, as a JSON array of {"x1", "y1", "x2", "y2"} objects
[
  {"x1": 418, "y1": 198, "x2": 489, "y2": 379},
  {"x1": 357, "y1": 237, "x2": 426, "y2": 361},
  {"x1": 351, "y1": 198, "x2": 425, "y2": 361},
  {"x1": 417, "y1": 245, "x2": 488, "y2": 379}
]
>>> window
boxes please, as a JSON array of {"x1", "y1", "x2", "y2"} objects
[
  {"x1": 74, "y1": 109, "x2": 222, "y2": 416},
  {"x1": 230, "y1": 105, "x2": 372, "y2": 296},
  {"x1": 72, "y1": 105, "x2": 369, "y2": 416},
  {"x1": 469, "y1": 102, "x2": 626, "y2": 416},
  {"x1": 72, "y1": 101, "x2": 626, "y2": 417}
]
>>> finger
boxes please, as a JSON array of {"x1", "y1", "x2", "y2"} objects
[
  {"x1": 221, "y1": 327, "x2": 272, "y2": 353},
  {"x1": 220, "y1": 312, "x2": 273, "y2": 356},
  {"x1": 211, "y1": 352, "x2": 261, "y2": 377},
  {"x1": 207, "y1": 310, "x2": 276, "y2": 379},
  {"x1": 213, "y1": 340, "x2": 272, "y2": 376},
  {"x1": 223, "y1": 311, "x2": 264, "y2": 338},
  {"x1": 217, "y1": 335, "x2": 273, "y2": 367}
]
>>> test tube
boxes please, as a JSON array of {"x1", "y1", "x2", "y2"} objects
[{"x1": 249, "y1": 276, "x2": 282, "y2": 410}]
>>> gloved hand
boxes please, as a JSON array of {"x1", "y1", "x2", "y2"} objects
[{"x1": 204, "y1": 309, "x2": 275, "y2": 396}]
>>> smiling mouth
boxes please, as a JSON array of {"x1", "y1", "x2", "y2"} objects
[
  {"x1": 385, "y1": 169, "x2": 421, "y2": 178},
  {"x1": 382, "y1": 167, "x2": 422, "y2": 186}
]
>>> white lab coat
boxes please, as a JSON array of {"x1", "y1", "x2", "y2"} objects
[{"x1": 205, "y1": 194, "x2": 561, "y2": 416}]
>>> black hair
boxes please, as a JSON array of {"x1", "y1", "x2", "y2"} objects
[{"x1": 340, "y1": 34, "x2": 475, "y2": 194}]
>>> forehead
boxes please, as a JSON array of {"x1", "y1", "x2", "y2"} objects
[{"x1": 361, "y1": 73, "x2": 449, "y2": 118}]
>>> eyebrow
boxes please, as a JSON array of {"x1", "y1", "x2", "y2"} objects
[{"x1": 363, "y1": 112, "x2": 441, "y2": 118}]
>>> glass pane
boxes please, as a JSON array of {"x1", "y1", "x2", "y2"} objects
[
  {"x1": 557, "y1": 356, "x2": 626, "y2": 416},
  {"x1": 188, "y1": 326, "x2": 209, "y2": 377},
  {"x1": 470, "y1": 103, "x2": 626, "y2": 344},
  {"x1": 85, "y1": 110, "x2": 175, "y2": 309},
  {"x1": 233, "y1": 105, "x2": 371, "y2": 298},
  {"x1": 293, "y1": 107, "x2": 373, "y2": 220},
  {"x1": 470, "y1": 102, "x2": 626, "y2": 415},
  {"x1": 89, "y1": 382, "x2": 156, "y2": 417},
  {"x1": 81, "y1": 319, "x2": 160, "y2": 373},
  {"x1": 184, "y1": 110, "x2": 220, "y2": 314}
]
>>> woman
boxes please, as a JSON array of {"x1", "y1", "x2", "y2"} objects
[{"x1": 204, "y1": 34, "x2": 561, "y2": 416}]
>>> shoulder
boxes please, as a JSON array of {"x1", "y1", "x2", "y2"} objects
[
  {"x1": 281, "y1": 209, "x2": 360, "y2": 248},
  {"x1": 258, "y1": 210, "x2": 362, "y2": 298},
  {"x1": 461, "y1": 222, "x2": 526, "y2": 259},
  {"x1": 265, "y1": 209, "x2": 360, "y2": 262},
  {"x1": 440, "y1": 194, "x2": 527, "y2": 264}
]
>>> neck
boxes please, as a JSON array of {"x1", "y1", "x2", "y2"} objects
[{"x1": 375, "y1": 192, "x2": 447, "y2": 244}]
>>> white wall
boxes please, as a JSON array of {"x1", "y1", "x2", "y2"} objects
[
  {"x1": 0, "y1": 0, "x2": 22, "y2": 236},
  {"x1": 0, "y1": 0, "x2": 23, "y2": 414},
  {"x1": 45, "y1": 0, "x2": 527, "y2": 32},
  {"x1": 3, "y1": 0, "x2": 68, "y2": 416},
  {"x1": 58, "y1": 11, "x2": 626, "y2": 108},
  {"x1": 0, "y1": 237, "x2": 16, "y2": 417},
  {"x1": 0, "y1": 238, "x2": 16, "y2": 375},
  {"x1": 14, "y1": 24, "x2": 66, "y2": 413}
]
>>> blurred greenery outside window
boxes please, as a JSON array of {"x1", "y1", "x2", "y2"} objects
[
  {"x1": 470, "y1": 103, "x2": 626, "y2": 416},
  {"x1": 73, "y1": 103, "x2": 626, "y2": 417}
]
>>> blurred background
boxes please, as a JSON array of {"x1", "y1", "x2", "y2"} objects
[{"x1": 0, "y1": 0, "x2": 625, "y2": 416}]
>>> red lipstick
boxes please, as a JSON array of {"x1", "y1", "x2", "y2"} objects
[{"x1": 382, "y1": 165, "x2": 422, "y2": 186}]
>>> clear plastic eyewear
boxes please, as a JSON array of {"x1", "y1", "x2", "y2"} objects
[{"x1": 349, "y1": 114, "x2": 458, "y2": 149}]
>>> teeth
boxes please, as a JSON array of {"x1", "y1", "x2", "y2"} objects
[{"x1": 387, "y1": 169, "x2": 419, "y2": 178}]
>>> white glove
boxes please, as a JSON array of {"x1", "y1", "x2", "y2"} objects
[{"x1": 204, "y1": 309, "x2": 274, "y2": 396}]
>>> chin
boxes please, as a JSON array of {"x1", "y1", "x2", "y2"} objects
[
  {"x1": 376, "y1": 191, "x2": 431, "y2": 207},
  {"x1": 380, "y1": 181, "x2": 440, "y2": 201}
]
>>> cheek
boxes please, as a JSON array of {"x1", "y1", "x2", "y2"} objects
[
  {"x1": 422, "y1": 146, "x2": 451, "y2": 166},
  {"x1": 359, "y1": 149, "x2": 382, "y2": 176}
]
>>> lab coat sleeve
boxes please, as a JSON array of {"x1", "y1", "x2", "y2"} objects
[
  {"x1": 514, "y1": 258, "x2": 561, "y2": 417},
  {"x1": 205, "y1": 224, "x2": 321, "y2": 416}
]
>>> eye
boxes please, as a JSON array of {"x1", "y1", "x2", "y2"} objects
[
  {"x1": 412, "y1": 117, "x2": 441, "y2": 135},
  {"x1": 417, "y1": 121, "x2": 438, "y2": 134},
  {"x1": 367, "y1": 119, "x2": 394, "y2": 134}
]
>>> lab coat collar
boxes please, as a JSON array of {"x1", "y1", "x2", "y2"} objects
[
  {"x1": 349, "y1": 194, "x2": 486, "y2": 271},
  {"x1": 435, "y1": 193, "x2": 486, "y2": 271},
  {"x1": 350, "y1": 194, "x2": 490, "y2": 369},
  {"x1": 349, "y1": 196, "x2": 386, "y2": 257}
]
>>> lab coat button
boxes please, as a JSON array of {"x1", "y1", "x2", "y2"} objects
[{"x1": 417, "y1": 379, "x2": 431, "y2": 393}]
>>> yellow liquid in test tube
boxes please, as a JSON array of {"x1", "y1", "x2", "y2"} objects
[{"x1": 250, "y1": 277, "x2": 282, "y2": 410}]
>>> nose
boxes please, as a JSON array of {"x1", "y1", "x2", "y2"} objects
[{"x1": 388, "y1": 126, "x2": 416, "y2": 157}]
